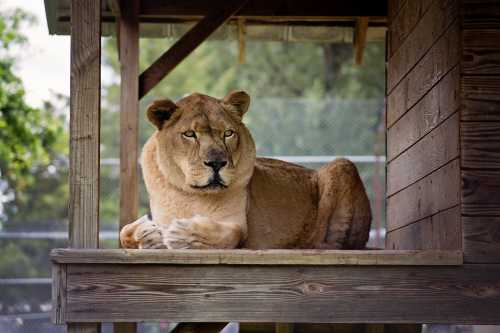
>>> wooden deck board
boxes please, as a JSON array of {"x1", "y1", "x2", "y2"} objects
[{"x1": 50, "y1": 249, "x2": 463, "y2": 266}]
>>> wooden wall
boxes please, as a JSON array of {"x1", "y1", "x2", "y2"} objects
[
  {"x1": 460, "y1": 0, "x2": 500, "y2": 263},
  {"x1": 385, "y1": 0, "x2": 462, "y2": 251},
  {"x1": 386, "y1": 0, "x2": 500, "y2": 262}
]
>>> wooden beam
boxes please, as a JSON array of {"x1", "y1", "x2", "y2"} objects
[
  {"x1": 68, "y1": 0, "x2": 101, "y2": 332},
  {"x1": 238, "y1": 19, "x2": 246, "y2": 64},
  {"x1": 140, "y1": 0, "x2": 388, "y2": 18},
  {"x1": 52, "y1": 261, "x2": 500, "y2": 324},
  {"x1": 354, "y1": 17, "x2": 369, "y2": 65},
  {"x1": 139, "y1": 0, "x2": 248, "y2": 98},
  {"x1": 116, "y1": 2, "x2": 139, "y2": 332},
  {"x1": 108, "y1": 0, "x2": 121, "y2": 60},
  {"x1": 50, "y1": 249, "x2": 463, "y2": 266}
]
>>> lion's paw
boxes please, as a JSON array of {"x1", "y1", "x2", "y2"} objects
[
  {"x1": 134, "y1": 221, "x2": 168, "y2": 249},
  {"x1": 164, "y1": 216, "x2": 210, "y2": 249}
]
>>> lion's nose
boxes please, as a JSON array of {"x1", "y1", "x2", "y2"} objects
[{"x1": 204, "y1": 160, "x2": 228, "y2": 172}]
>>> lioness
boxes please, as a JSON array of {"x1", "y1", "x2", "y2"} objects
[{"x1": 120, "y1": 91, "x2": 371, "y2": 250}]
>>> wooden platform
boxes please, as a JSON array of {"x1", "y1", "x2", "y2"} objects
[{"x1": 51, "y1": 249, "x2": 500, "y2": 325}]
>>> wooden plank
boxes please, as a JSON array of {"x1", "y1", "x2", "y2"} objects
[
  {"x1": 386, "y1": 206, "x2": 461, "y2": 250},
  {"x1": 68, "y1": 1, "x2": 101, "y2": 332},
  {"x1": 387, "y1": 0, "x2": 457, "y2": 90},
  {"x1": 119, "y1": 0, "x2": 139, "y2": 237},
  {"x1": 463, "y1": 216, "x2": 500, "y2": 263},
  {"x1": 55, "y1": 263, "x2": 500, "y2": 323},
  {"x1": 461, "y1": 0, "x2": 500, "y2": 29},
  {"x1": 52, "y1": 264, "x2": 66, "y2": 324},
  {"x1": 387, "y1": 0, "x2": 407, "y2": 23},
  {"x1": 387, "y1": 21, "x2": 460, "y2": 127},
  {"x1": 387, "y1": 66, "x2": 460, "y2": 161},
  {"x1": 387, "y1": 112, "x2": 459, "y2": 195},
  {"x1": 462, "y1": 29, "x2": 500, "y2": 75},
  {"x1": 462, "y1": 169, "x2": 500, "y2": 216},
  {"x1": 140, "y1": 0, "x2": 388, "y2": 18},
  {"x1": 461, "y1": 76, "x2": 500, "y2": 122},
  {"x1": 387, "y1": 0, "x2": 433, "y2": 58},
  {"x1": 139, "y1": 1, "x2": 248, "y2": 98},
  {"x1": 69, "y1": 0, "x2": 101, "y2": 249},
  {"x1": 387, "y1": 159, "x2": 460, "y2": 231},
  {"x1": 354, "y1": 17, "x2": 369, "y2": 65},
  {"x1": 50, "y1": 249, "x2": 464, "y2": 266},
  {"x1": 462, "y1": 121, "x2": 500, "y2": 169}
]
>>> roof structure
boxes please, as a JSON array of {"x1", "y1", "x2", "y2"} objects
[{"x1": 44, "y1": 0, "x2": 387, "y2": 42}]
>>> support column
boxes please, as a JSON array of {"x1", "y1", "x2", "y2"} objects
[
  {"x1": 68, "y1": 0, "x2": 101, "y2": 332},
  {"x1": 116, "y1": 0, "x2": 140, "y2": 332}
]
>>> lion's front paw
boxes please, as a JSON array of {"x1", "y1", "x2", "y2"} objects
[
  {"x1": 135, "y1": 222, "x2": 168, "y2": 249},
  {"x1": 164, "y1": 217, "x2": 210, "y2": 249}
]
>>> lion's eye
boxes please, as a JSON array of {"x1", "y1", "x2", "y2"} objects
[
  {"x1": 182, "y1": 130, "x2": 196, "y2": 138},
  {"x1": 224, "y1": 130, "x2": 235, "y2": 138}
]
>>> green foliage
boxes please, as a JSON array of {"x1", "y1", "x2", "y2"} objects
[{"x1": 0, "y1": 9, "x2": 67, "y2": 205}]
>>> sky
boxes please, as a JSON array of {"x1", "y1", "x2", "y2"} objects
[{"x1": 1, "y1": 0, "x2": 112, "y2": 108}]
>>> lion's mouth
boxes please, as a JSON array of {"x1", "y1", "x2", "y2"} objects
[{"x1": 191, "y1": 174, "x2": 227, "y2": 190}]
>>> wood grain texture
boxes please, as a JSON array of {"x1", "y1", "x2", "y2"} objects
[
  {"x1": 463, "y1": 216, "x2": 500, "y2": 263},
  {"x1": 69, "y1": 0, "x2": 101, "y2": 250},
  {"x1": 461, "y1": 121, "x2": 500, "y2": 169},
  {"x1": 387, "y1": 0, "x2": 457, "y2": 90},
  {"x1": 387, "y1": 0, "x2": 433, "y2": 59},
  {"x1": 387, "y1": 159, "x2": 460, "y2": 231},
  {"x1": 51, "y1": 264, "x2": 66, "y2": 324},
  {"x1": 118, "y1": 0, "x2": 139, "y2": 239},
  {"x1": 386, "y1": 206, "x2": 461, "y2": 250},
  {"x1": 50, "y1": 249, "x2": 463, "y2": 266},
  {"x1": 387, "y1": 21, "x2": 460, "y2": 127},
  {"x1": 462, "y1": 29, "x2": 500, "y2": 74},
  {"x1": 387, "y1": 112, "x2": 459, "y2": 196},
  {"x1": 54, "y1": 263, "x2": 500, "y2": 324},
  {"x1": 461, "y1": 75, "x2": 500, "y2": 121},
  {"x1": 462, "y1": 168, "x2": 500, "y2": 216},
  {"x1": 387, "y1": 66, "x2": 460, "y2": 161},
  {"x1": 67, "y1": 2, "x2": 101, "y2": 331},
  {"x1": 388, "y1": 0, "x2": 407, "y2": 22},
  {"x1": 139, "y1": 1, "x2": 248, "y2": 98}
]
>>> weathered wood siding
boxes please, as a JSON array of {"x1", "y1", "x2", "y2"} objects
[
  {"x1": 460, "y1": 0, "x2": 500, "y2": 263},
  {"x1": 386, "y1": 0, "x2": 462, "y2": 251}
]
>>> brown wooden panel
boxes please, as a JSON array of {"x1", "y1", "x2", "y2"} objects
[
  {"x1": 462, "y1": 121, "x2": 500, "y2": 169},
  {"x1": 463, "y1": 216, "x2": 500, "y2": 263},
  {"x1": 387, "y1": 21, "x2": 460, "y2": 127},
  {"x1": 387, "y1": 159, "x2": 460, "y2": 231},
  {"x1": 387, "y1": 0, "x2": 458, "y2": 90},
  {"x1": 54, "y1": 263, "x2": 500, "y2": 324},
  {"x1": 461, "y1": 0, "x2": 500, "y2": 28},
  {"x1": 462, "y1": 169, "x2": 500, "y2": 216},
  {"x1": 387, "y1": 112, "x2": 459, "y2": 195},
  {"x1": 388, "y1": 0, "x2": 407, "y2": 22},
  {"x1": 461, "y1": 76, "x2": 500, "y2": 121},
  {"x1": 50, "y1": 249, "x2": 463, "y2": 266},
  {"x1": 69, "y1": 0, "x2": 101, "y2": 249},
  {"x1": 387, "y1": 66, "x2": 460, "y2": 161},
  {"x1": 462, "y1": 29, "x2": 500, "y2": 74},
  {"x1": 386, "y1": 206, "x2": 461, "y2": 250},
  {"x1": 388, "y1": 0, "x2": 434, "y2": 59}
]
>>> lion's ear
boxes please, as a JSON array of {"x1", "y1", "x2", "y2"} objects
[
  {"x1": 146, "y1": 99, "x2": 179, "y2": 129},
  {"x1": 222, "y1": 90, "x2": 250, "y2": 118}
]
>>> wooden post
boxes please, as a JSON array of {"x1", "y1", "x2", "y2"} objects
[
  {"x1": 354, "y1": 17, "x2": 369, "y2": 65},
  {"x1": 116, "y1": 0, "x2": 139, "y2": 333},
  {"x1": 68, "y1": 0, "x2": 101, "y2": 332}
]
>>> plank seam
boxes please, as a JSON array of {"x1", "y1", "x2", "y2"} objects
[
  {"x1": 387, "y1": 14, "x2": 458, "y2": 95},
  {"x1": 387, "y1": 104, "x2": 460, "y2": 163},
  {"x1": 386, "y1": 204, "x2": 460, "y2": 233}
]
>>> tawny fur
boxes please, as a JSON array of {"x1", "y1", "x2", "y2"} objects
[{"x1": 120, "y1": 91, "x2": 371, "y2": 250}]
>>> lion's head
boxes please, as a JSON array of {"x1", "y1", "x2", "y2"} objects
[{"x1": 146, "y1": 91, "x2": 256, "y2": 194}]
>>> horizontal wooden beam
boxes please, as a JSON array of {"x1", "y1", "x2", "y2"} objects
[
  {"x1": 53, "y1": 260, "x2": 500, "y2": 324},
  {"x1": 140, "y1": 0, "x2": 388, "y2": 18},
  {"x1": 50, "y1": 249, "x2": 463, "y2": 265},
  {"x1": 139, "y1": 0, "x2": 248, "y2": 98}
]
